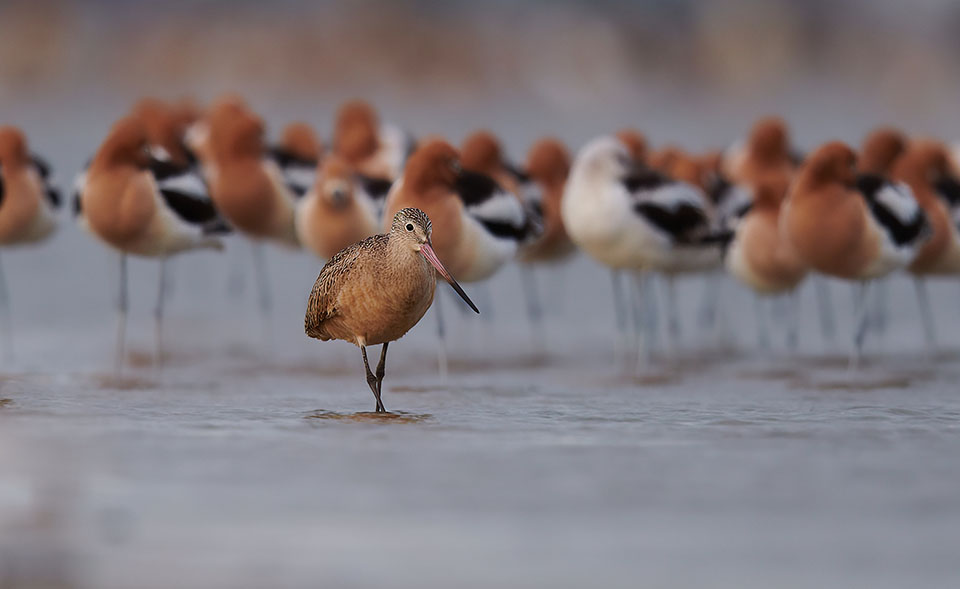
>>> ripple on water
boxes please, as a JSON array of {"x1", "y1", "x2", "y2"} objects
[{"x1": 304, "y1": 410, "x2": 432, "y2": 424}]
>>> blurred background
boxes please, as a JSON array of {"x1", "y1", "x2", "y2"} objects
[
  {"x1": 4, "y1": 0, "x2": 960, "y2": 148},
  {"x1": 4, "y1": 2, "x2": 960, "y2": 588}
]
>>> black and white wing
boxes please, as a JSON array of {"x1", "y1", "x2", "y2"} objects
[
  {"x1": 354, "y1": 173, "x2": 393, "y2": 222},
  {"x1": 455, "y1": 170, "x2": 533, "y2": 241},
  {"x1": 625, "y1": 168, "x2": 717, "y2": 244},
  {"x1": 933, "y1": 175, "x2": 960, "y2": 229},
  {"x1": 150, "y1": 159, "x2": 230, "y2": 235},
  {"x1": 267, "y1": 147, "x2": 317, "y2": 198},
  {"x1": 31, "y1": 153, "x2": 61, "y2": 208},
  {"x1": 707, "y1": 174, "x2": 753, "y2": 231},
  {"x1": 857, "y1": 174, "x2": 929, "y2": 246},
  {"x1": 71, "y1": 157, "x2": 92, "y2": 219}
]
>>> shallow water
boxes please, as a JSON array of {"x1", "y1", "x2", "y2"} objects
[
  {"x1": 3, "y1": 93, "x2": 960, "y2": 588},
  {"x1": 2, "y1": 222, "x2": 960, "y2": 588}
]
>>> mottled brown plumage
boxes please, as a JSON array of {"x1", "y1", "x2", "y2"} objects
[{"x1": 305, "y1": 207, "x2": 477, "y2": 412}]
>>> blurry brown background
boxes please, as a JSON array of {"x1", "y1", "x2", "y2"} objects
[{"x1": 3, "y1": 0, "x2": 960, "y2": 151}]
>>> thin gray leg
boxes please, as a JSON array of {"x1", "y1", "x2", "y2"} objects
[
  {"x1": 755, "y1": 293, "x2": 771, "y2": 350},
  {"x1": 251, "y1": 242, "x2": 272, "y2": 347},
  {"x1": 813, "y1": 276, "x2": 835, "y2": 344},
  {"x1": 611, "y1": 270, "x2": 631, "y2": 361},
  {"x1": 0, "y1": 254, "x2": 12, "y2": 362},
  {"x1": 116, "y1": 253, "x2": 129, "y2": 373},
  {"x1": 913, "y1": 278, "x2": 937, "y2": 349},
  {"x1": 434, "y1": 290, "x2": 448, "y2": 379},
  {"x1": 520, "y1": 266, "x2": 545, "y2": 352},
  {"x1": 785, "y1": 291, "x2": 799, "y2": 351},
  {"x1": 850, "y1": 281, "x2": 870, "y2": 370},
  {"x1": 664, "y1": 274, "x2": 680, "y2": 351},
  {"x1": 154, "y1": 257, "x2": 168, "y2": 369}
]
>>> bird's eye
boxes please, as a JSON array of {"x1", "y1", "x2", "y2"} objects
[{"x1": 406, "y1": 223, "x2": 414, "y2": 231}]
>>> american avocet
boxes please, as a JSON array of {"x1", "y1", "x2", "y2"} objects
[
  {"x1": 295, "y1": 156, "x2": 380, "y2": 260},
  {"x1": 0, "y1": 126, "x2": 61, "y2": 357},
  {"x1": 461, "y1": 130, "x2": 526, "y2": 198},
  {"x1": 726, "y1": 177, "x2": 807, "y2": 348},
  {"x1": 894, "y1": 141, "x2": 960, "y2": 347},
  {"x1": 858, "y1": 128, "x2": 909, "y2": 337},
  {"x1": 383, "y1": 140, "x2": 529, "y2": 372},
  {"x1": 130, "y1": 97, "x2": 198, "y2": 170},
  {"x1": 80, "y1": 117, "x2": 228, "y2": 368},
  {"x1": 615, "y1": 129, "x2": 648, "y2": 165},
  {"x1": 74, "y1": 97, "x2": 207, "y2": 229},
  {"x1": 782, "y1": 141, "x2": 929, "y2": 365},
  {"x1": 562, "y1": 136, "x2": 724, "y2": 361},
  {"x1": 206, "y1": 103, "x2": 300, "y2": 336},
  {"x1": 305, "y1": 208, "x2": 478, "y2": 413},
  {"x1": 510, "y1": 138, "x2": 574, "y2": 348},
  {"x1": 269, "y1": 122, "x2": 323, "y2": 198},
  {"x1": 332, "y1": 100, "x2": 413, "y2": 182}
]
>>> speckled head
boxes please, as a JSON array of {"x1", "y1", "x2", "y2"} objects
[
  {"x1": 391, "y1": 207, "x2": 478, "y2": 313},
  {"x1": 390, "y1": 207, "x2": 432, "y2": 249},
  {"x1": 0, "y1": 126, "x2": 29, "y2": 166}
]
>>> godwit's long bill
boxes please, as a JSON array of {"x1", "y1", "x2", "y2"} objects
[{"x1": 305, "y1": 208, "x2": 477, "y2": 413}]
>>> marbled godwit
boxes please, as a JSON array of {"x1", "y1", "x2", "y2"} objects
[
  {"x1": 269, "y1": 121, "x2": 323, "y2": 198},
  {"x1": 562, "y1": 136, "x2": 724, "y2": 361},
  {"x1": 782, "y1": 141, "x2": 929, "y2": 366},
  {"x1": 305, "y1": 208, "x2": 478, "y2": 413},
  {"x1": 295, "y1": 156, "x2": 380, "y2": 260},
  {"x1": 383, "y1": 140, "x2": 529, "y2": 373},
  {"x1": 332, "y1": 100, "x2": 413, "y2": 182},
  {"x1": 0, "y1": 126, "x2": 61, "y2": 357},
  {"x1": 80, "y1": 116, "x2": 228, "y2": 368},
  {"x1": 894, "y1": 140, "x2": 960, "y2": 347}
]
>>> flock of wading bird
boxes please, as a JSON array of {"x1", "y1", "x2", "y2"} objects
[{"x1": 1, "y1": 96, "x2": 958, "y2": 411}]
